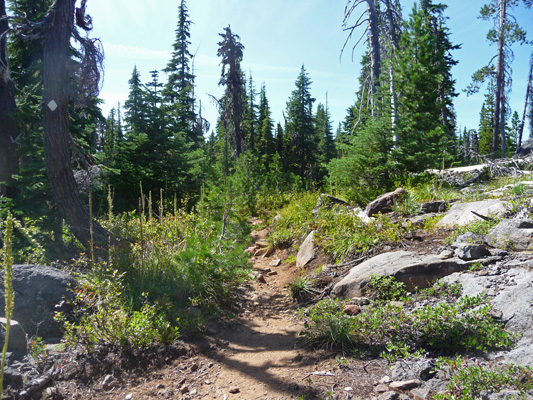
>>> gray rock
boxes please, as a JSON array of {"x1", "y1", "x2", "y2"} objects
[
  {"x1": 453, "y1": 232, "x2": 486, "y2": 245},
  {"x1": 378, "y1": 392, "x2": 399, "y2": 400},
  {"x1": 453, "y1": 243, "x2": 491, "y2": 260},
  {"x1": 420, "y1": 200, "x2": 449, "y2": 213},
  {"x1": 296, "y1": 231, "x2": 317, "y2": 268},
  {"x1": 2, "y1": 366, "x2": 23, "y2": 389},
  {"x1": 390, "y1": 358, "x2": 435, "y2": 381},
  {"x1": 437, "y1": 199, "x2": 507, "y2": 227},
  {"x1": 486, "y1": 219, "x2": 533, "y2": 252},
  {"x1": 443, "y1": 267, "x2": 533, "y2": 366},
  {"x1": 366, "y1": 188, "x2": 408, "y2": 217},
  {"x1": 0, "y1": 318, "x2": 27, "y2": 354},
  {"x1": 0, "y1": 265, "x2": 77, "y2": 338},
  {"x1": 332, "y1": 251, "x2": 478, "y2": 299},
  {"x1": 439, "y1": 250, "x2": 454, "y2": 259},
  {"x1": 515, "y1": 138, "x2": 533, "y2": 156},
  {"x1": 410, "y1": 387, "x2": 431, "y2": 400}
]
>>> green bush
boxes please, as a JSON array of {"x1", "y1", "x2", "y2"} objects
[
  {"x1": 433, "y1": 357, "x2": 533, "y2": 400},
  {"x1": 56, "y1": 268, "x2": 180, "y2": 351},
  {"x1": 299, "y1": 278, "x2": 517, "y2": 359},
  {"x1": 368, "y1": 274, "x2": 407, "y2": 302}
]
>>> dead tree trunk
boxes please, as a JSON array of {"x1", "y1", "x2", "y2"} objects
[
  {"x1": 0, "y1": 0, "x2": 19, "y2": 198},
  {"x1": 42, "y1": 0, "x2": 108, "y2": 249},
  {"x1": 493, "y1": 0, "x2": 507, "y2": 155},
  {"x1": 518, "y1": 52, "x2": 533, "y2": 150}
]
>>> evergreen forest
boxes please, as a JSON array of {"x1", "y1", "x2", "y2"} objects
[{"x1": 1, "y1": 0, "x2": 533, "y2": 380}]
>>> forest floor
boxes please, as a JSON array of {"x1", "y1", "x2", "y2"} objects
[{"x1": 49, "y1": 217, "x2": 451, "y2": 400}]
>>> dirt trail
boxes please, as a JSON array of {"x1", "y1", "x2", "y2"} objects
[
  {"x1": 54, "y1": 220, "x2": 386, "y2": 399},
  {"x1": 196, "y1": 221, "x2": 312, "y2": 399}
]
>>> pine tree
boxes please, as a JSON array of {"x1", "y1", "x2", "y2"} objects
[
  {"x1": 468, "y1": 0, "x2": 531, "y2": 155},
  {"x1": 395, "y1": 0, "x2": 458, "y2": 170},
  {"x1": 257, "y1": 84, "x2": 275, "y2": 168},
  {"x1": 217, "y1": 26, "x2": 246, "y2": 158},
  {"x1": 162, "y1": 0, "x2": 200, "y2": 149},
  {"x1": 314, "y1": 102, "x2": 336, "y2": 182},
  {"x1": 478, "y1": 82, "x2": 496, "y2": 155},
  {"x1": 243, "y1": 74, "x2": 258, "y2": 154},
  {"x1": 285, "y1": 66, "x2": 316, "y2": 185}
]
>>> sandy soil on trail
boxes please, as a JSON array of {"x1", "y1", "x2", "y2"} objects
[{"x1": 51, "y1": 220, "x2": 387, "y2": 400}]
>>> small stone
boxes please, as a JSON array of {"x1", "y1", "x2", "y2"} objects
[
  {"x1": 389, "y1": 380, "x2": 421, "y2": 390},
  {"x1": 190, "y1": 362, "x2": 199, "y2": 372},
  {"x1": 204, "y1": 380, "x2": 212, "y2": 385},
  {"x1": 439, "y1": 250, "x2": 454, "y2": 259},
  {"x1": 257, "y1": 275, "x2": 267, "y2": 283},
  {"x1": 155, "y1": 383, "x2": 165, "y2": 389},
  {"x1": 344, "y1": 386, "x2": 353, "y2": 392},
  {"x1": 229, "y1": 387, "x2": 240, "y2": 394},
  {"x1": 321, "y1": 275, "x2": 334, "y2": 284},
  {"x1": 378, "y1": 392, "x2": 399, "y2": 400},
  {"x1": 270, "y1": 259, "x2": 281, "y2": 267},
  {"x1": 180, "y1": 385, "x2": 189, "y2": 394},
  {"x1": 379, "y1": 376, "x2": 392, "y2": 384},
  {"x1": 374, "y1": 384, "x2": 389, "y2": 393},
  {"x1": 190, "y1": 389, "x2": 197, "y2": 395},
  {"x1": 125, "y1": 394, "x2": 134, "y2": 400},
  {"x1": 343, "y1": 304, "x2": 361, "y2": 315},
  {"x1": 268, "y1": 271, "x2": 278, "y2": 276}
]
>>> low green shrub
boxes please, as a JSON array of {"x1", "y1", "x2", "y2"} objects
[
  {"x1": 56, "y1": 268, "x2": 179, "y2": 351},
  {"x1": 368, "y1": 274, "x2": 407, "y2": 302},
  {"x1": 444, "y1": 218, "x2": 500, "y2": 245},
  {"x1": 433, "y1": 357, "x2": 533, "y2": 400},
  {"x1": 299, "y1": 278, "x2": 517, "y2": 359}
]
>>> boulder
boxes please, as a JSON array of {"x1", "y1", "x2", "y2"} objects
[
  {"x1": 420, "y1": 200, "x2": 449, "y2": 214},
  {"x1": 0, "y1": 265, "x2": 77, "y2": 338},
  {"x1": 486, "y1": 219, "x2": 533, "y2": 252},
  {"x1": 366, "y1": 188, "x2": 408, "y2": 217},
  {"x1": 296, "y1": 231, "x2": 317, "y2": 268},
  {"x1": 453, "y1": 243, "x2": 491, "y2": 260},
  {"x1": 443, "y1": 266, "x2": 533, "y2": 366},
  {"x1": 0, "y1": 318, "x2": 27, "y2": 354},
  {"x1": 436, "y1": 199, "x2": 507, "y2": 227},
  {"x1": 331, "y1": 250, "x2": 480, "y2": 298},
  {"x1": 515, "y1": 138, "x2": 533, "y2": 156}
]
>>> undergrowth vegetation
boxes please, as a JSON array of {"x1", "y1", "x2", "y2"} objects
[
  {"x1": 299, "y1": 277, "x2": 517, "y2": 361},
  {"x1": 55, "y1": 185, "x2": 252, "y2": 351},
  {"x1": 434, "y1": 357, "x2": 533, "y2": 400},
  {"x1": 269, "y1": 193, "x2": 416, "y2": 261}
]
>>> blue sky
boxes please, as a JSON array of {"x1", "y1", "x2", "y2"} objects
[{"x1": 86, "y1": 0, "x2": 533, "y2": 136}]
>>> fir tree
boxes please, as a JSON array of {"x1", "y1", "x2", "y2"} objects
[
  {"x1": 217, "y1": 26, "x2": 246, "y2": 158},
  {"x1": 285, "y1": 66, "x2": 316, "y2": 185}
]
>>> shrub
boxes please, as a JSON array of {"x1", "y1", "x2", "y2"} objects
[
  {"x1": 299, "y1": 278, "x2": 517, "y2": 360},
  {"x1": 433, "y1": 357, "x2": 533, "y2": 400}
]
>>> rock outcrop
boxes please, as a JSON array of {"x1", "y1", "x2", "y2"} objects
[{"x1": 0, "y1": 265, "x2": 77, "y2": 338}]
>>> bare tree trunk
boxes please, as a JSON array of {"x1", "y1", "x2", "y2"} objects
[
  {"x1": 518, "y1": 53, "x2": 533, "y2": 150},
  {"x1": 367, "y1": 0, "x2": 381, "y2": 114},
  {"x1": 0, "y1": 0, "x2": 19, "y2": 198},
  {"x1": 493, "y1": 0, "x2": 506, "y2": 155},
  {"x1": 42, "y1": 0, "x2": 108, "y2": 249}
]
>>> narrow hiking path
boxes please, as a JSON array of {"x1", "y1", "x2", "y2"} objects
[{"x1": 54, "y1": 219, "x2": 386, "y2": 399}]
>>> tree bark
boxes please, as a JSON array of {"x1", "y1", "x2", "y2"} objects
[
  {"x1": 42, "y1": 0, "x2": 108, "y2": 249},
  {"x1": 517, "y1": 53, "x2": 533, "y2": 150},
  {"x1": 367, "y1": 0, "x2": 381, "y2": 112},
  {"x1": 493, "y1": 0, "x2": 506, "y2": 155},
  {"x1": 0, "y1": 0, "x2": 19, "y2": 198}
]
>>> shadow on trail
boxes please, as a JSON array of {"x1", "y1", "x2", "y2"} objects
[{"x1": 204, "y1": 314, "x2": 327, "y2": 399}]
